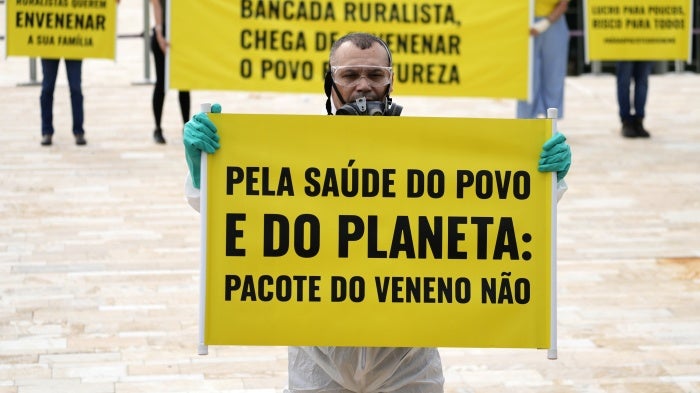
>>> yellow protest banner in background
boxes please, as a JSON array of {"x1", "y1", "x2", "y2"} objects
[
  {"x1": 201, "y1": 114, "x2": 555, "y2": 349},
  {"x1": 170, "y1": 1, "x2": 531, "y2": 99},
  {"x1": 6, "y1": 0, "x2": 117, "y2": 59},
  {"x1": 584, "y1": 0, "x2": 692, "y2": 61}
]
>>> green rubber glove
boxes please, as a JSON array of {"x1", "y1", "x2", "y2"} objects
[
  {"x1": 538, "y1": 132, "x2": 571, "y2": 181},
  {"x1": 184, "y1": 103, "x2": 222, "y2": 189}
]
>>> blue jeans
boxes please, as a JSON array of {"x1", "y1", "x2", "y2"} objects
[
  {"x1": 616, "y1": 61, "x2": 653, "y2": 121},
  {"x1": 517, "y1": 17, "x2": 570, "y2": 119},
  {"x1": 40, "y1": 58, "x2": 84, "y2": 136}
]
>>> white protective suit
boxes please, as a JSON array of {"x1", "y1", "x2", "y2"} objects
[{"x1": 186, "y1": 174, "x2": 567, "y2": 393}]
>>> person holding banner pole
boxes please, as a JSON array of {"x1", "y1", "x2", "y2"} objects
[
  {"x1": 517, "y1": 0, "x2": 570, "y2": 119},
  {"x1": 182, "y1": 33, "x2": 572, "y2": 393},
  {"x1": 616, "y1": 61, "x2": 654, "y2": 138},
  {"x1": 150, "y1": 0, "x2": 191, "y2": 144}
]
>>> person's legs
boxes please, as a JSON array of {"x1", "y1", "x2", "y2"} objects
[
  {"x1": 151, "y1": 30, "x2": 166, "y2": 143},
  {"x1": 630, "y1": 61, "x2": 653, "y2": 137},
  {"x1": 539, "y1": 17, "x2": 569, "y2": 118},
  {"x1": 616, "y1": 62, "x2": 633, "y2": 121},
  {"x1": 65, "y1": 59, "x2": 85, "y2": 143},
  {"x1": 632, "y1": 61, "x2": 653, "y2": 119},
  {"x1": 40, "y1": 58, "x2": 60, "y2": 143},
  {"x1": 179, "y1": 91, "x2": 191, "y2": 124},
  {"x1": 517, "y1": 29, "x2": 543, "y2": 118},
  {"x1": 616, "y1": 61, "x2": 639, "y2": 137}
]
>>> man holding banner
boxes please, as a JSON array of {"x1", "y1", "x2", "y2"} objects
[{"x1": 182, "y1": 33, "x2": 572, "y2": 393}]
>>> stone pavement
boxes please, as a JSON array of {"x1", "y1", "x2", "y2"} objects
[{"x1": 1, "y1": 3, "x2": 700, "y2": 393}]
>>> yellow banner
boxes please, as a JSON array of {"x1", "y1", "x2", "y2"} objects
[
  {"x1": 6, "y1": 0, "x2": 117, "y2": 59},
  {"x1": 203, "y1": 114, "x2": 554, "y2": 348},
  {"x1": 170, "y1": 0, "x2": 531, "y2": 99},
  {"x1": 585, "y1": 0, "x2": 692, "y2": 61}
]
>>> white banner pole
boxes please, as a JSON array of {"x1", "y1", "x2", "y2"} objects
[
  {"x1": 546, "y1": 107, "x2": 559, "y2": 360},
  {"x1": 198, "y1": 103, "x2": 212, "y2": 356}
]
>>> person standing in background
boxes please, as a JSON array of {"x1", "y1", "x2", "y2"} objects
[
  {"x1": 517, "y1": 0, "x2": 570, "y2": 119},
  {"x1": 39, "y1": 58, "x2": 86, "y2": 146},
  {"x1": 150, "y1": 0, "x2": 190, "y2": 144},
  {"x1": 616, "y1": 61, "x2": 653, "y2": 138},
  {"x1": 39, "y1": 0, "x2": 121, "y2": 146}
]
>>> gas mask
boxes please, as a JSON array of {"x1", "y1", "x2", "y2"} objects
[
  {"x1": 325, "y1": 69, "x2": 403, "y2": 117},
  {"x1": 336, "y1": 97, "x2": 403, "y2": 116}
]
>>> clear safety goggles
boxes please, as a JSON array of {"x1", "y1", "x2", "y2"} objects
[{"x1": 330, "y1": 65, "x2": 393, "y2": 87}]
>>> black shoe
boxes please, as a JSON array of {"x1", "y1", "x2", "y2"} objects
[
  {"x1": 75, "y1": 134, "x2": 87, "y2": 145},
  {"x1": 41, "y1": 134, "x2": 52, "y2": 146},
  {"x1": 153, "y1": 129, "x2": 166, "y2": 144},
  {"x1": 633, "y1": 119, "x2": 651, "y2": 138},
  {"x1": 621, "y1": 120, "x2": 638, "y2": 138}
]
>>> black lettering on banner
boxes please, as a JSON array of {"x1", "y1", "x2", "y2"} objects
[
  {"x1": 264, "y1": 214, "x2": 321, "y2": 258},
  {"x1": 225, "y1": 274, "x2": 322, "y2": 302},
  {"x1": 304, "y1": 165, "x2": 396, "y2": 197},
  {"x1": 17, "y1": 0, "x2": 69, "y2": 5},
  {"x1": 380, "y1": 33, "x2": 461, "y2": 55},
  {"x1": 16, "y1": 12, "x2": 106, "y2": 30},
  {"x1": 471, "y1": 216, "x2": 492, "y2": 260},
  {"x1": 264, "y1": 214, "x2": 290, "y2": 257},
  {"x1": 240, "y1": 0, "x2": 336, "y2": 21},
  {"x1": 447, "y1": 216, "x2": 467, "y2": 259},
  {"x1": 455, "y1": 170, "x2": 530, "y2": 199},
  {"x1": 240, "y1": 59, "x2": 253, "y2": 78},
  {"x1": 261, "y1": 58, "x2": 314, "y2": 80},
  {"x1": 592, "y1": 19, "x2": 622, "y2": 29},
  {"x1": 58, "y1": 35, "x2": 93, "y2": 46},
  {"x1": 625, "y1": 19, "x2": 650, "y2": 29},
  {"x1": 406, "y1": 169, "x2": 445, "y2": 198},
  {"x1": 344, "y1": 3, "x2": 457, "y2": 24},
  {"x1": 591, "y1": 6, "x2": 620, "y2": 15},
  {"x1": 36, "y1": 35, "x2": 54, "y2": 45},
  {"x1": 227, "y1": 166, "x2": 294, "y2": 196},
  {"x1": 647, "y1": 6, "x2": 684, "y2": 15},
  {"x1": 314, "y1": 31, "x2": 340, "y2": 51},
  {"x1": 240, "y1": 29, "x2": 307, "y2": 51},
  {"x1": 375, "y1": 276, "x2": 471, "y2": 303},
  {"x1": 622, "y1": 6, "x2": 645, "y2": 15},
  {"x1": 331, "y1": 276, "x2": 365, "y2": 302},
  {"x1": 72, "y1": 0, "x2": 108, "y2": 8},
  {"x1": 493, "y1": 217, "x2": 518, "y2": 260},
  {"x1": 335, "y1": 215, "x2": 524, "y2": 261},
  {"x1": 481, "y1": 272, "x2": 531, "y2": 304},
  {"x1": 393, "y1": 62, "x2": 459, "y2": 85},
  {"x1": 390, "y1": 216, "x2": 415, "y2": 258},
  {"x1": 653, "y1": 19, "x2": 684, "y2": 29},
  {"x1": 293, "y1": 214, "x2": 321, "y2": 258},
  {"x1": 226, "y1": 213, "x2": 246, "y2": 256},
  {"x1": 339, "y1": 215, "x2": 470, "y2": 260}
]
